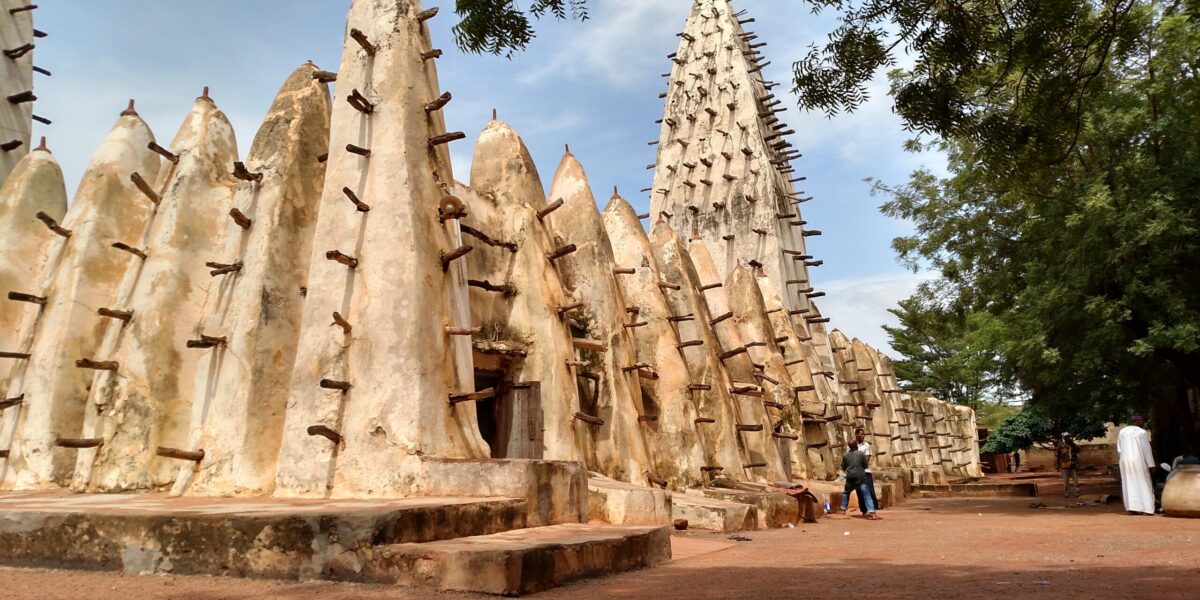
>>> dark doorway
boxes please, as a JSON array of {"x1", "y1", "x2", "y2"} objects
[{"x1": 474, "y1": 370, "x2": 504, "y2": 457}]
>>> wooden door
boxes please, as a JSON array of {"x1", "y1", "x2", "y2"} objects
[{"x1": 495, "y1": 381, "x2": 543, "y2": 459}]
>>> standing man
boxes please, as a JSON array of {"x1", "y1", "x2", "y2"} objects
[
  {"x1": 855, "y1": 428, "x2": 880, "y2": 511},
  {"x1": 1056, "y1": 434, "x2": 1081, "y2": 498},
  {"x1": 1117, "y1": 414, "x2": 1156, "y2": 515},
  {"x1": 840, "y1": 442, "x2": 878, "y2": 520}
]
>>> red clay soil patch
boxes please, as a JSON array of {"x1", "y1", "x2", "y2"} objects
[{"x1": 1, "y1": 490, "x2": 1197, "y2": 599}]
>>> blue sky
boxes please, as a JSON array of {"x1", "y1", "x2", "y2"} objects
[{"x1": 29, "y1": 0, "x2": 942, "y2": 355}]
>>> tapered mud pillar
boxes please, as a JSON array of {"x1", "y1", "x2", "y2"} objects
[
  {"x1": 541, "y1": 150, "x2": 653, "y2": 483},
  {"x1": 275, "y1": 0, "x2": 486, "y2": 499},
  {"x1": 72, "y1": 91, "x2": 238, "y2": 492},
  {"x1": 1, "y1": 0, "x2": 35, "y2": 185},
  {"x1": 0, "y1": 107, "x2": 159, "y2": 489},
  {"x1": 723, "y1": 264, "x2": 810, "y2": 479},
  {"x1": 648, "y1": 0, "x2": 814, "y2": 314},
  {"x1": 755, "y1": 276, "x2": 840, "y2": 479},
  {"x1": 603, "y1": 192, "x2": 707, "y2": 488},
  {"x1": 0, "y1": 142, "x2": 65, "y2": 386},
  {"x1": 464, "y1": 119, "x2": 586, "y2": 465},
  {"x1": 687, "y1": 241, "x2": 788, "y2": 481},
  {"x1": 172, "y1": 64, "x2": 331, "y2": 497},
  {"x1": 648, "y1": 221, "x2": 749, "y2": 480}
]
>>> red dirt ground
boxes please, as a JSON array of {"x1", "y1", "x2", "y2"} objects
[{"x1": 2, "y1": 473, "x2": 1197, "y2": 600}]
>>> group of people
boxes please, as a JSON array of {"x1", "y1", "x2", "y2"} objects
[{"x1": 839, "y1": 428, "x2": 880, "y2": 520}]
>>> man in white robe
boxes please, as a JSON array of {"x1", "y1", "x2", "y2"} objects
[{"x1": 1117, "y1": 414, "x2": 1156, "y2": 515}]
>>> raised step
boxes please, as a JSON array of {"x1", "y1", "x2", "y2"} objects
[
  {"x1": 0, "y1": 491, "x2": 528, "y2": 578},
  {"x1": 587, "y1": 476, "x2": 671, "y2": 525},
  {"x1": 673, "y1": 493, "x2": 756, "y2": 532},
  {"x1": 368, "y1": 523, "x2": 671, "y2": 595},
  {"x1": 694, "y1": 486, "x2": 799, "y2": 528},
  {"x1": 913, "y1": 482, "x2": 1039, "y2": 497}
]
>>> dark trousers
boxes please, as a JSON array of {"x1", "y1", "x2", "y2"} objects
[{"x1": 864, "y1": 472, "x2": 880, "y2": 510}]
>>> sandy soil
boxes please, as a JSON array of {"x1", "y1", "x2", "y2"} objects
[{"x1": 1, "y1": 473, "x2": 1197, "y2": 600}]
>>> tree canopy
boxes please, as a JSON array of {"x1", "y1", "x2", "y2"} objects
[{"x1": 452, "y1": 0, "x2": 588, "y2": 57}]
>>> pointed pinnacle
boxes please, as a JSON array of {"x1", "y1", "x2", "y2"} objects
[
  {"x1": 35, "y1": 136, "x2": 48, "y2": 152},
  {"x1": 120, "y1": 99, "x2": 137, "y2": 116},
  {"x1": 198, "y1": 86, "x2": 211, "y2": 102}
]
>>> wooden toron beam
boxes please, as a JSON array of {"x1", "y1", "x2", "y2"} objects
[
  {"x1": 449, "y1": 388, "x2": 496, "y2": 405},
  {"x1": 55, "y1": 437, "x2": 102, "y2": 449},
  {"x1": 156, "y1": 446, "x2": 204, "y2": 462},
  {"x1": 307, "y1": 425, "x2": 342, "y2": 444}
]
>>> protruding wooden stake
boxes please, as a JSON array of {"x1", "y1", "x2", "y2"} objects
[
  {"x1": 613, "y1": 267, "x2": 636, "y2": 275},
  {"x1": 709, "y1": 311, "x2": 733, "y2": 326},
  {"x1": 424, "y1": 91, "x2": 452, "y2": 113},
  {"x1": 75, "y1": 358, "x2": 117, "y2": 371},
  {"x1": 468, "y1": 279, "x2": 517, "y2": 296},
  {"x1": 657, "y1": 281, "x2": 681, "y2": 291},
  {"x1": 349, "y1": 28, "x2": 375, "y2": 55},
  {"x1": 450, "y1": 388, "x2": 497, "y2": 405},
  {"x1": 229, "y1": 207, "x2": 252, "y2": 229},
  {"x1": 546, "y1": 244, "x2": 577, "y2": 261},
  {"x1": 185, "y1": 335, "x2": 227, "y2": 349},
  {"x1": 232, "y1": 161, "x2": 263, "y2": 182},
  {"x1": 111, "y1": 242, "x2": 147, "y2": 259},
  {"x1": 573, "y1": 411, "x2": 604, "y2": 426},
  {"x1": 446, "y1": 326, "x2": 481, "y2": 336},
  {"x1": 346, "y1": 143, "x2": 371, "y2": 157},
  {"x1": 699, "y1": 282, "x2": 722, "y2": 291},
  {"x1": 307, "y1": 424, "x2": 342, "y2": 444},
  {"x1": 416, "y1": 6, "x2": 438, "y2": 22},
  {"x1": 718, "y1": 346, "x2": 747, "y2": 360},
  {"x1": 688, "y1": 384, "x2": 712, "y2": 392},
  {"x1": 156, "y1": 447, "x2": 204, "y2": 462},
  {"x1": 0, "y1": 351, "x2": 31, "y2": 360},
  {"x1": 313, "y1": 70, "x2": 337, "y2": 83},
  {"x1": 0, "y1": 394, "x2": 24, "y2": 410},
  {"x1": 0, "y1": 140, "x2": 21, "y2": 152},
  {"x1": 677, "y1": 340, "x2": 703, "y2": 349},
  {"x1": 440, "y1": 245, "x2": 473, "y2": 270},
  {"x1": 667, "y1": 314, "x2": 694, "y2": 322},
  {"x1": 6, "y1": 91, "x2": 36, "y2": 104},
  {"x1": 460, "y1": 224, "x2": 517, "y2": 252},
  {"x1": 736, "y1": 424, "x2": 764, "y2": 432},
  {"x1": 347, "y1": 89, "x2": 374, "y2": 114},
  {"x1": 206, "y1": 261, "x2": 243, "y2": 276},
  {"x1": 623, "y1": 321, "x2": 647, "y2": 329},
  {"x1": 342, "y1": 187, "x2": 370, "y2": 212},
  {"x1": 147, "y1": 141, "x2": 178, "y2": 164},
  {"x1": 572, "y1": 338, "x2": 607, "y2": 352},
  {"x1": 421, "y1": 48, "x2": 443, "y2": 60},
  {"x1": 331, "y1": 312, "x2": 352, "y2": 335},
  {"x1": 429, "y1": 131, "x2": 466, "y2": 146},
  {"x1": 537, "y1": 198, "x2": 564, "y2": 221},
  {"x1": 557, "y1": 302, "x2": 584, "y2": 315},
  {"x1": 8, "y1": 291, "x2": 47, "y2": 305},
  {"x1": 326, "y1": 250, "x2": 359, "y2": 269},
  {"x1": 55, "y1": 437, "x2": 102, "y2": 449},
  {"x1": 130, "y1": 172, "x2": 160, "y2": 204},
  {"x1": 97, "y1": 307, "x2": 132, "y2": 322},
  {"x1": 319, "y1": 379, "x2": 352, "y2": 391}
]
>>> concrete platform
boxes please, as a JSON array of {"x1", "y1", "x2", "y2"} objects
[
  {"x1": 371, "y1": 523, "x2": 671, "y2": 595},
  {"x1": 692, "y1": 486, "x2": 799, "y2": 528},
  {"x1": 0, "y1": 491, "x2": 529, "y2": 579},
  {"x1": 587, "y1": 477, "x2": 671, "y2": 525},
  {"x1": 672, "y1": 493, "x2": 756, "y2": 532}
]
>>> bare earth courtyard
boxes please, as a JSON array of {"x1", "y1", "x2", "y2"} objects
[{"x1": 1, "y1": 476, "x2": 1197, "y2": 600}]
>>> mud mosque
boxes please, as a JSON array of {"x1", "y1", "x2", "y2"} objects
[{"x1": 0, "y1": 0, "x2": 982, "y2": 595}]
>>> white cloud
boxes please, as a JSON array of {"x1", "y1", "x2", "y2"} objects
[
  {"x1": 516, "y1": 0, "x2": 682, "y2": 88},
  {"x1": 815, "y1": 271, "x2": 931, "y2": 357}
]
